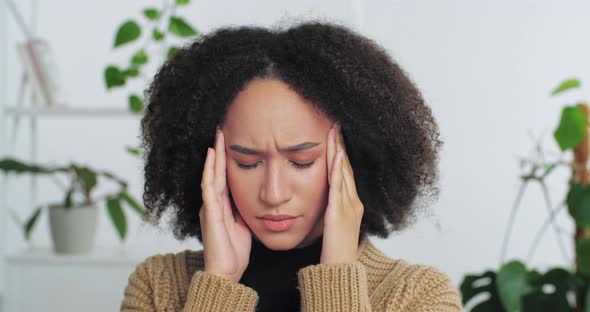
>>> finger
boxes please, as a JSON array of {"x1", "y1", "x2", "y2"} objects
[
  {"x1": 336, "y1": 126, "x2": 357, "y2": 192},
  {"x1": 329, "y1": 151, "x2": 344, "y2": 208},
  {"x1": 336, "y1": 125, "x2": 354, "y2": 175},
  {"x1": 214, "y1": 128, "x2": 227, "y2": 195},
  {"x1": 202, "y1": 148, "x2": 221, "y2": 221},
  {"x1": 327, "y1": 126, "x2": 336, "y2": 185}
]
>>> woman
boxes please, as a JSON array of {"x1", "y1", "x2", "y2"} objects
[{"x1": 121, "y1": 19, "x2": 462, "y2": 312}]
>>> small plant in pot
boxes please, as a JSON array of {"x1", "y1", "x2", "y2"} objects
[{"x1": 0, "y1": 157, "x2": 146, "y2": 254}]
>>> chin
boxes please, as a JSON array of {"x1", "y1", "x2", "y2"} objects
[{"x1": 255, "y1": 233, "x2": 303, "y2": 251}]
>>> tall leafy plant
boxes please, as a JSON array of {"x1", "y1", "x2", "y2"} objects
[
  {"x1": 460, "y1": 78, "x2": 590, "y2": 311},
  {"x1": 104, "y1": 0, "x2": 199, "y2": 157}
]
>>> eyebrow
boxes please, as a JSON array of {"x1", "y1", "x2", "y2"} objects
[{"x1": 229, "y1": 142, "x2": 321, "y2": 155}]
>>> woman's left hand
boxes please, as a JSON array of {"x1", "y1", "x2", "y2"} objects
[{"x1": 320, "y1": 123, "x2": 365, "y2": 264}]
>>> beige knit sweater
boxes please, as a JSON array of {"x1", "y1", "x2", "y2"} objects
[{"x1": 120, "y1": 237, "x2": 462, "y2": 311}]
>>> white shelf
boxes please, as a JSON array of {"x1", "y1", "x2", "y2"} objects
[
  {"x1": 5, "y1": 246, "x2": 147, "y2": 266},
  {"x1": 3, "y1": 106, "x2": 140, "y2": 117}
]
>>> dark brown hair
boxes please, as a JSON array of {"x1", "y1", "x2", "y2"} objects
[{"x1": 140, "y1": 19, "x2": 443, "y2": 243}]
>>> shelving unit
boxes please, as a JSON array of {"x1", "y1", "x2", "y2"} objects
[{"x1": 0, "y1": 104, "x2": 143, "y2": 311}]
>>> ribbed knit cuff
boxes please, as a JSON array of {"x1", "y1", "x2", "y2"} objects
[
  {"x1": 182, "y1": 271, "x2": 258, "y2": 312},
  {"x1": 297, "y1": 261, "x2": 371, "y2": 312}
]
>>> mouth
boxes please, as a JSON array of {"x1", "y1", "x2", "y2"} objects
[
  {"x1": 257, "y1": 215, "x2": 299, "y2": 232},
  {"x1": 259, "y1": 214, "x2": 298, "y2": 221}
]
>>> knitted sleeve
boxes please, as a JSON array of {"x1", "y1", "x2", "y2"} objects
[
  {"x1": 181, "y1": 271, "x2": 259, "y2": 311},
  {"x1": 400, "y1": 266, "x2": 463, "y2": 312},
  {"x1": 121, "y1": 256, "x2": 259, "y2": 311},
  {"x1": 296, "y1": 261, "x2": 463, "y2": 312},
  {"x1": 297, "y1": 261, "x2": 373, "y2": 312}
]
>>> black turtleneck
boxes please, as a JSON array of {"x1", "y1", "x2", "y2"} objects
[{"x1": 239, "y1": 235, "x2": 323, "y2": 312}]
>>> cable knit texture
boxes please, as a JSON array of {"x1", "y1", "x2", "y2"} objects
[{"x1": 120, "y1": 237, "x2": 463, "y2": 311}]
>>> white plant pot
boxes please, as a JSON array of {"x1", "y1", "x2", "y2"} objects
[{"x1": 48, "y1": 202, "x2": 97, "y2": 254}]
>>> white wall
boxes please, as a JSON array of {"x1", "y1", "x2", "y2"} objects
[{"x1": 2, "y1": 0, "x2": 588, "y2": 299}]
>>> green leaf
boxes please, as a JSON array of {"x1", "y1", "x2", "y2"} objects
[
  {"x1": 585, "y1": 285, "x2": 590, "y2": 312},
  {"x1": 497, "y1": 260, "x2": 533, "y2": 312},
  {"x1": 152, "y1": 29, "x2": 164, "y2": 41},
  {"x1": 460, "y1": 270, "x2": 507, "y2": 311},
  {"x1": 577, "y1": 237, "x2": 590, "y2": 277},
  {"x1": 107, "y1": 196, "x2": 127, "y2": 241},
  {"x1": 128, "y1": 94, "x2": 144, "y2": 113},
  {"x1": 123, "y1": 67, "x2": 139, "y2": 78},
  {"x1": 73, "y1": 165, "x2": 97, "y2": 195},
  {"x1": 143, "y1": 8, "x2": 160, "y2": 20},
  {"x1": 24, "y1": 206, "x2": 43, "y2": 241},
  {"x1": 176, "y1": 0, "x2": 190, "y2": 5},
  {"x1": 104, "y1": 66, "x2": 126, "y2": 89},
  {"x1": 168, "y1": 16, "x2": 197, "y2": 37},
  {"x1": 63, "y1": 188, "x2": 74, "y2": 208},
  {"x1": 521, "y1": 268, "x2": 573, "y2": 311},
  {"x1": 167, "y1": 46, "x2": 178, "y2": 60},
  {"x1": 119, "y1": 191, "x2": 145, "y2": 219},
  {"x1": 566, "y1": 183, "x2": 590, "y2": 228},
  {"x1": 126, "y1": 146, "x2": 141, "y2": 156},
  {"x1": 131, "y1": 50, "x2": 148, "y2": 66},
  {"x1": 551, "y1": 78, "x2": 581, "y2": 96},
  {"x1": 0, "y1": 158, "x2": 54, "y2": 174},
  {"x1": 114, "y1": 20, "x2": 141, "y2": 48},
  {"x1": 553, "y1": 105, "x2": 587, "y2": 152}
]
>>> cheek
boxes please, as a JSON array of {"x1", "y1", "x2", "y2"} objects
[
  {"x1": 294, "y1": 160, "x2": 329, "y2": 212},
  {"x1": 226, "y1": 166, "x2": 253, "y2": 214}
]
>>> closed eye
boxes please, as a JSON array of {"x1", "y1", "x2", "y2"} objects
[{"x1": 237, "y1": 161, "x2": 315, "y2": 170}]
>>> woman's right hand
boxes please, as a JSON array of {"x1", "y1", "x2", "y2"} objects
[{"x1": 200, "y1": 127, "x2": 252, "y2": 283}]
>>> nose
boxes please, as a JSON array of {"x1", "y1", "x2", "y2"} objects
[{"x1": 259, "y1": 159, "x2": 291, "y2": 207}]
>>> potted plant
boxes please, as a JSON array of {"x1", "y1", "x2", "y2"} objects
[
  {"x1": 0, "y1": 157, "x2": 146, "y2": 254},
  {"x1": 460, "y1": 78, "x2": 590, "y2": 311}
]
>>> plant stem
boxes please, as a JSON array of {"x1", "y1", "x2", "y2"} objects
[
  {"x1": 499, "y1": 180, "x2": 529, "y2": 266},
  {"x1": 526, "y1": 199, "x2": 568, "y2": 264}
]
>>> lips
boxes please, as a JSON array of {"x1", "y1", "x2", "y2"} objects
[{"x1": 259, "y1": 214, "x2": 297, "y2": 221}]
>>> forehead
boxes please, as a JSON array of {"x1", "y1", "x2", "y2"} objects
[{"x1": 223, "y1": 78, "x2": 332, "y2": 139}]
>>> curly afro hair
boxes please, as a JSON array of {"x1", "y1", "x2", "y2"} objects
[{"x1": 139, "y1": 19, "x2": 443, "y2": 244}]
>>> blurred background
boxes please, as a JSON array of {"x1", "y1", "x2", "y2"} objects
[{"x1": 2, "y1": 0, "x2": 590, "y2": 311}]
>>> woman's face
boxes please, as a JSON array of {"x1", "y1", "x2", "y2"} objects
[{"x1": 221, "y1": 78, "x2": 335, "y2": 251}]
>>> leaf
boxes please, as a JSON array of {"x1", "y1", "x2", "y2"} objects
[
  {"x1": 551, "y1": 78, "x2": 581, "y2": 96},
  {"x1": 577, "y1": 238, "x2": 590, "y2": 277},
  {"x1": 107, "y1": 196, "x2": 127, "y2": 241},
  {"x1": 126, "y1": 145, "x2": 141, "y2": 156},
  {"x1": 104, "y1": 66, "x2": 126, "y2": 89},
  {"x1": 152, "y1": 29, "x2": 164, "y2": 41},
  {"x1": 128, "y1": 94, "x2": 144, "y2": 113},
  {"x1": 73, "y1": 165, "x2": 98, "y2": 195},
  {"x1": 123, "y1": 67, "x2": 139, "y2": 78},
  {"x1": 119, "y1": 191, "x2": 146, "y2": 219},
  {"x1": 497, "y1": 260, "x2": 533, "y2": 312},
  {"x1": 114, "y1": 20, "x2": 141, "y2": 48},
  {"x1": 168, "y1": 16, "x2": 197, "y2": 37},
  {"x1": 24, "y1": 206, "x2": 43, "y2": 241},
  {"x1": 553, "y1": 105, "x2": 587, "y2": 152},
  {"x1": 131, "y1": 50, "x2": 148, "y2": 66},
  {"x1": 176, "y1": 0, "x2": 190, "y2": 5},
  {"x1": 167, "y1": 46, "x2": 178, "y2": 60},
  {"x1": 460, "y1": 270, "x2": 507, "y2": 311},
  {"x1": 0, "y1": 158, "x2": 54, "y2": 174},
  {"x1": 566, "y1": 183, "x2": 590, "y2": 228},
  {"x1": 521, "y1": 268, "x2": 573, "y2": 311},
  {"x1": 143, "y1": 8, "x2": 160, "y2": 20}
]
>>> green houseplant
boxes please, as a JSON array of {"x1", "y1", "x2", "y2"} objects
[
  {"x1": 460, "y1": 78, "x2": 590, "y2": 311},
  {"x1": 0, "y1": 157, "x2": 146, "y2": 253},
  {"x1": 103, "y1": 0, "x2": 199, "y2": 158}
]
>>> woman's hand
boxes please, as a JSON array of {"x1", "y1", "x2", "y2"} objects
[
  {"x1": 320, "y1": 123, "x2": 365, "y2": 264},
  {"x1": 200, "y1": 127, "x2": 252, "y2": 283}
]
